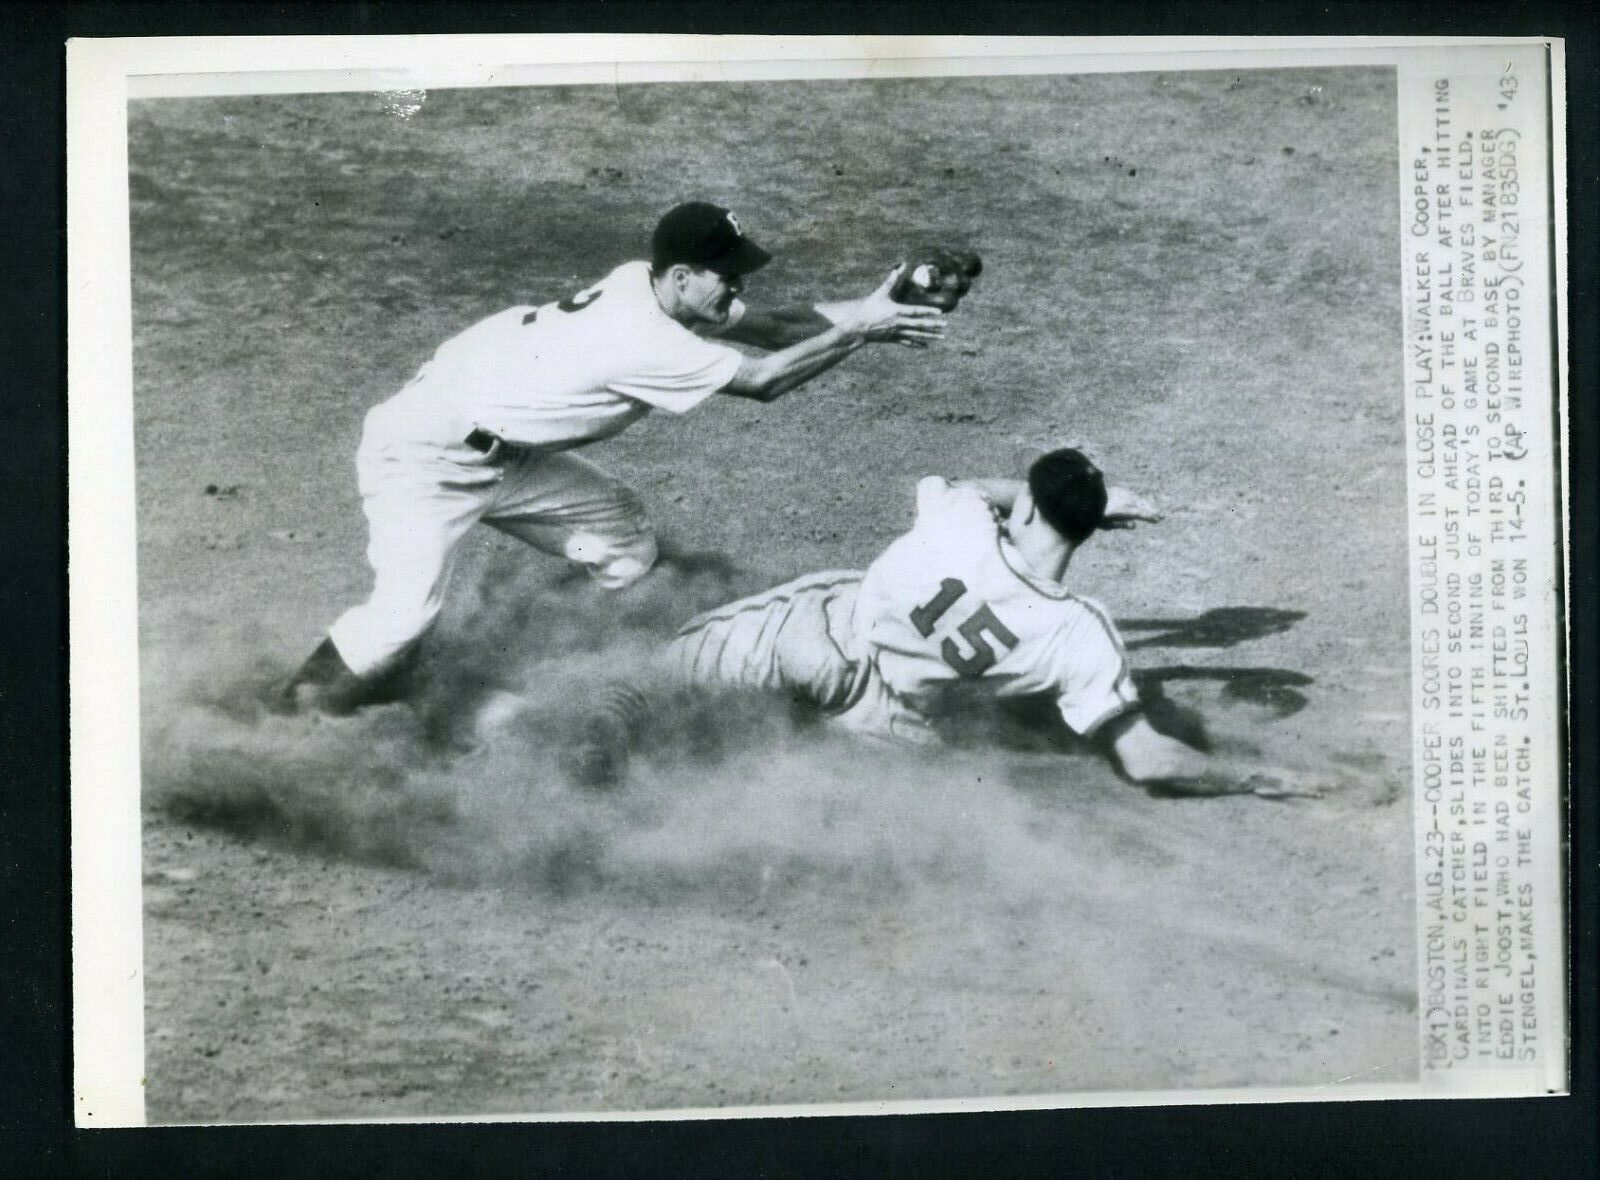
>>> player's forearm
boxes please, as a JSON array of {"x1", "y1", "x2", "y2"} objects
[
  {"x1": 722, "y1": 324, "x2": 865, "y2": 402},
  {"x1": 1102, "y1": 484, "x2": 1162, "y2": 525},
  {"x1": 1109, "y1": 715, "x2": 1242, "y2": 795},
  {"x1": 813, "y1": 298, "x2": 862, "y2": 329},
  {"x1": 1108, "y1": 716, "x2": 1317, "y2": 799},
  {"x1": 721, "y1": 277, "x2": 945, "y2": 398}
]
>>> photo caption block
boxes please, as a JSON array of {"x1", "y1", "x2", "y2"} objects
[{"x1": 1400, "y1": 44, "x2": 1566, "y2": 1096}]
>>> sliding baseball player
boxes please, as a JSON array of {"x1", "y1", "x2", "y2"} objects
[{"x1": 580, "y1": 449, "x2": 1322, "y2": 800}]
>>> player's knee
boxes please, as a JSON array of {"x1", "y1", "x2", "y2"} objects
[
  {"x1": 566, "y1": 529, "x2": 658, "y2": 590},
  {"x1": 603, "y1": 534, "x2": 658, "y2": 589}
]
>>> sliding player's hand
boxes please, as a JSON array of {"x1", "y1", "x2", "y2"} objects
[
  {"x1": 1101, "y1": 485, "x2": 1163, "y2": 529},
  {"x1": 1242, "y1": 770, "x2": 1325, "y2": 801}
]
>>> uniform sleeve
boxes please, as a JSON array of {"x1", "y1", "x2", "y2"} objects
[
  {"x1": 1053, "y1": 601, "x2": 1141, "y2": 737},
  {"x1": 608, "y1": 326, "x2": 744, "y2": 414},
  {"x1": 913, "y1": 476, "x2": 1001, "y2": 532}
]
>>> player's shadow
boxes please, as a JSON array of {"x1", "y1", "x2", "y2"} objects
[
  {"x1": 1117, "y1": 606, "x2": 1307, "y2": 651},
  {"x1": 951, "y1": 606, "x2": 1314, "y2": 755},
  {"x1": 1135, "y1": 665, "x2": 1314, "y2": 720},
  {"x1": 1120, "y1": 605, "x2": 1313, "y2": 741},
  {"x1": 966, "y1": 664, "x2": 1314, "y2": 758}
]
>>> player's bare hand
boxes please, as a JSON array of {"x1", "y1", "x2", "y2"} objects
[
  {"x1": 843, "y1": 266, "x2": 947, "y2": 345},
  {"x1": 1101, "y1": 485, "x2": 1163, "y2": 528},
  {"x1": 1145, "y1": 767, "x2": 1323, "y2": 801},
  {"x1": 1242, "y1": 770, "x2": 1325, "y2": 801}
]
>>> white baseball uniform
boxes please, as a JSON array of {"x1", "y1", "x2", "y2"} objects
[
  {"x1": 664, "y1": 477, "x2": 1140, "y2": 745},
  {"x1": 328, "y1": 261, "x2": 747, "y2": 677}
]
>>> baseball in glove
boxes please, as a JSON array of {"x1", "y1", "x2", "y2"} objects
[{"x1": 890, "y1": 248, "x2": 983, "y2": 311}]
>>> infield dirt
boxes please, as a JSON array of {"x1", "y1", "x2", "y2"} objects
[{"x1": 128, "y1": 66, "x2": 1415, "y2": 1120}]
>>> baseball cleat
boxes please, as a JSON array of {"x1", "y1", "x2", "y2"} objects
[
  {"x1": 565, "y1": 725, "x2": 629, "y2": 790},
  {"x1": 563, "y1": 681, "x2": 651, "y2": 789},
  {"x1": 268, "y1": 637, "x2": 380, "y2": 717}
]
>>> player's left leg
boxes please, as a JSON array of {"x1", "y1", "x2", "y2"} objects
[
  {"x1": 567, "y1": 572, "x2": 866, "y2": 788},
  {"x1": 482, "y1": 449, "x2": 657, "y2": 590},
  {"x1": 663, "y1": 571, "x2": 866, "y2": 706}
]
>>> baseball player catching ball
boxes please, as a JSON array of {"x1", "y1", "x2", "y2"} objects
[
  {"x1": 581, "y1": 448, "x2": 1322, "y2": 800},
  {"x1": 280, "y1": 201, "x2": 955, "y2": 714}
]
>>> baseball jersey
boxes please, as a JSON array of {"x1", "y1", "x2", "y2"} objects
[
  {"x1": 376, "y1": 261, "x2": 746, "y2": 450},
  {"x1": 850, "y1": 477, "x2": 1140, "y2": 736}
]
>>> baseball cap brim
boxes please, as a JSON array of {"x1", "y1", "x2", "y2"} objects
[{"x1": 704, "y1": 236, "x2": 773, "y2": 277}]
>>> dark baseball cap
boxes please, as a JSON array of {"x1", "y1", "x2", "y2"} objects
[
  {"x1": 651, "y1": 201, "x2": 773, "y2": 277},
  {"x1": 1027, "y1": 448, "x2": 1108, "y2": 545}
]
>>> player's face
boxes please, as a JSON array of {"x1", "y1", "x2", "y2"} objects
[{"x1": 678, "y1": 265, "x2": 742, "y2": 325}]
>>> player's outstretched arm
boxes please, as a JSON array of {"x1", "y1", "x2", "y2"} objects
[
  {"x1": 721, "y1": 268, "x2": 946, "y2": 403},
  {"x1": 1101, "y1": 485, "x2": 1164, "y2": 529},
  {"x1": 1103, "y1": 713, "x2": 1323, "y2": 800},
  {"x1": 719, "y1": 265, "x2": 950, "y2": 352}
]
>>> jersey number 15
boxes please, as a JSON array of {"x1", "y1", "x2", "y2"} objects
[{"x1": 908, "y1": 577, "x2": 1020, "y2": 677}]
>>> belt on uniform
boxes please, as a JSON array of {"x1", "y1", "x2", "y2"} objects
[{"x1": 466, "y1": 430, "x2": 598, "y2": 456}]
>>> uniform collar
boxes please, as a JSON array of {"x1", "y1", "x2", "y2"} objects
[{"x1": 996, "y1": 529, "x2": 1073, "y2": 600}]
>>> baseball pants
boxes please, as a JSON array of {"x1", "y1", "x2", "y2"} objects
[
  {"x1": 328, "y1": 415, "x2": 656, "y2": 678},
  {"x1": 661, "y1": 570, "x2": 938, "y2": 745}
]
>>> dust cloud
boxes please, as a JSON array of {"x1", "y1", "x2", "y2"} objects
[{"x1": 142, "y1": 547, "x2": 1150, "y2": 912}]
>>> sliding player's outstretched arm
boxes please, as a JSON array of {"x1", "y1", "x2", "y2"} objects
[
  {"x1": 1100, "y1": 485, "x2": 1163, "y2": 528},
  {"x1": 1100, "y1": 712, "x2": 1323, "y2": 799}
]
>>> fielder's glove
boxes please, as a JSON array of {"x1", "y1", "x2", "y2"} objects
[{"x1": 890, "y1": 248, "x2": 983, "y2": 312}]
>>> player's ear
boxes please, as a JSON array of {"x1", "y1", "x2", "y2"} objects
[{"x1": 1015, "y1": 486, "x2": 1038, "y2": 526}]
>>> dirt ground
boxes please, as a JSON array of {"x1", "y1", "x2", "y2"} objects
[{"x1": 128, "y1": 67, "x2": 1415, "y2": 1121}]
